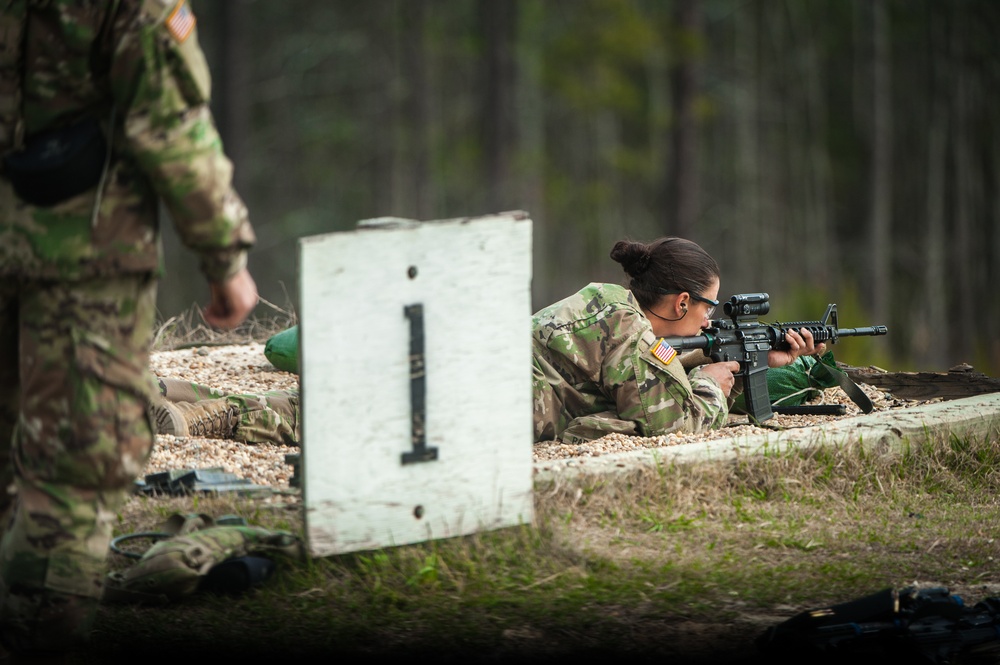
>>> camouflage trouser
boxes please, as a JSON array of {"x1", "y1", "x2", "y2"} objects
[
  {"x1": 532, "y1": 362, "x2": 640, "y2": 443},
  {"x1": 157, "y1": 377, "x2": 300, "y2": 446},
  {"x1": 0, "y1": 273, "x2": 157, "y2": 654}
]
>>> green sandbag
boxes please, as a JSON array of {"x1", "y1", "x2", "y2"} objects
[
  {"x1": 264, "y1": 325, "x2": 299, "y2": 374},
  {"x1": 732, "y1": 351, "x2": 840, "y2": 413}
]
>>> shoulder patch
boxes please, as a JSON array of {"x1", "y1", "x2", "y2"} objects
[
  {"x1": 650, "y1": 338, "x2": 677, "y2": 365},
  {"x1": 166, "y1": 0, "x2": 196, "y2": 43}
]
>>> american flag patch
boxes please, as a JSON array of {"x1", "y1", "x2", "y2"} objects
[
  {"x1": 166, "y1": 0, "x2": 196, "y2": 43},
  {"x1": 651, "y1": 338, "x2": 677, "y2": 365}
]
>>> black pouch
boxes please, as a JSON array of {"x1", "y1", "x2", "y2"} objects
[
  {"x1": 2, "y1": 116, "x2": 107, "y2": 207},
  {"x1": 200, "y1": 556, "x2": 276, "y2": 595}
]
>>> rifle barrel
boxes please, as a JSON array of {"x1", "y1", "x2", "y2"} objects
[{"x1": 838, "y1": 326, "x2": 888, "y2": 337}]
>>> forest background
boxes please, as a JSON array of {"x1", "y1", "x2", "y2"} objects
[{"x1": 159, "y1": 0, "x2": 1000, "y2": 376}]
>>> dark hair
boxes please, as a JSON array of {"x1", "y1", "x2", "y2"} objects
[{"x1": 609, "y1": 237, "x2": 720, "y2": 309}]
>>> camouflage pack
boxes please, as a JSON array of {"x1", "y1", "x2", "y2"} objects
[{"x1": 103, "y1": 513, "x2": 305, "y2": 604}]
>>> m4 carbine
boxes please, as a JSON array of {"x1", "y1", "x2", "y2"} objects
[
  {"x1": 660, "y1": 293, "x2": 887, "y2": 423},
  {"x1": 756, "y1": 586, "x2": 1000, "y2": 664}
]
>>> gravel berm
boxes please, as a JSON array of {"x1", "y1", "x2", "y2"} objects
[{"x1": 147, "y1": 343, "x2": 914, "y2": 493}]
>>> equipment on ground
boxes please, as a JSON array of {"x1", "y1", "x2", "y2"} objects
[{"x1": 757, "y1": 585, "x2": 1000, "y2": 664}]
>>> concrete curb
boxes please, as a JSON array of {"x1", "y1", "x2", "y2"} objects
[{"x1": 532, "y1": 392, "x2": 1000, "y2": 485}]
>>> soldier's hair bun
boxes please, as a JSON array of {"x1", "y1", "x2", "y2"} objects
[
  {"x1": 609, "y1": 240, "x2": 651, "y2": 277},
  {"x1": 611, "y1": 236, "x2": 720, "y2": 311}
]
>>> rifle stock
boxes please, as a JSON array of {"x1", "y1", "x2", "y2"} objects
[{"x1": 660, "y1": 293, "x2": 888, "y2": 423}]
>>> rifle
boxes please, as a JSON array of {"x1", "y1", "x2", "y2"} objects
[
  {"x1": 756, "y1": 586, "x2": 1000, "y2": 664},
  {"x1": 660, "y1": 293, "x2": 887, "y2": 423}
]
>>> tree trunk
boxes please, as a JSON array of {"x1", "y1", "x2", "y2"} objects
[
  {"x1": 787, "y1": 0, "x2": 834, "y2": 287},
  {"x1": 218, "y1": 0, "x2": 251, "y2": 192},
  {"x1": 915, "y1": 3, "x2": 948, "y2": 368},
  {"x1": 731, "y1": 0, "x2": 761, "y2": 290},
  {"x1": 481, "y1": 0, "x2": 518, "y2": 215},
  {"x1": 868, "y1": 0, "x2": 892, "y2": 323},
  {"x1": 393, "y1": 0, "x2": 432, "y2": 219},
  {"x1": 993, "y1": 110, "x2": 1000, "y2": 371},
  {"x1": 515, "y1": 0, "x2": 546, "y2": 310},
  {"x1": 950, "y1": 8, "x2": 976, "y2": 359},
  {"x1": 370, "y1": 2, "x2": 399, "y2": 218},
  {"x1": 666, "y1": 0, "x2": 702, "y2": 238},
  {"x1": 756, "y1": 1, "x2": 787, "y2": 292}
]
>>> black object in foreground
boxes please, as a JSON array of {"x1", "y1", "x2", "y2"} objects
[{"x1": 756, "y1": 586, "x2": 1000, "y2": 664}]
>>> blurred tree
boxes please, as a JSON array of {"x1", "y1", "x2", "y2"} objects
[
  {"x1": 480, "y1": 0, "x2": 519, "y2": 214},
  {"x1": 396, "y1": 0, "x2": 433, "y2": 220},
  {"x1": 218, "y1": 0, "x2": 251, "y2": 180},
  {"x1": 866, "y1": 0, "x2": 892, "y2": 329},
  {"x1": 158, "y1": 0, "x2": 998, "y2": 374},
  {"x1": 666, "y1": 0, "x2": 703, "y2": 238},
  {"x1": 516, "y1": 0, "x2": 549, "y2": 307},
  {"x1": 910, "y1": 0, "x2": 948, "y2": 369}
]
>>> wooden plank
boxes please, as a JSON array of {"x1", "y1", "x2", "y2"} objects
[
  {"x1": 297, "y1": 212, "x2": 535, "y2": 557},
  {"x1": 841, "y1": 363, "x2": 1000, "y2": 401}
]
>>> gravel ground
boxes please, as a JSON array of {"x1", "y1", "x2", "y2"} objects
[
  {"x1": 148, "y1": 343, "x2": 299, "y2": 493},
  {"x1": 146, "y1": 343, "x2": 916, "y2": 492}
]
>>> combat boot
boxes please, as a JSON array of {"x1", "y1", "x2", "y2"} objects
[
  {"x1": 150, "y1": 399, "x2": 189, "y2": 437},
  {"x1": 151, "y1": 399, "x2": 240, "y2": 439}
]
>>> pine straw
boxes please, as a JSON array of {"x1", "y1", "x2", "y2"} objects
[{"x1": 152, "y1": 294, "x2": 297, "y2": 351}]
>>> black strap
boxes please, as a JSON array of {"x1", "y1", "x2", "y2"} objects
[
  {"x1": 808, "y1": 354, "x2": 874, "y2": 414},
  {"x1": 756, "y1": 355, "x2": 873, "y2": 431}
]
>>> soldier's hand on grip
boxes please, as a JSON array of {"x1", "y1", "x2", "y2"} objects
[{"x1": 698, "y1": 361, "x2": 741, "y2": 397}]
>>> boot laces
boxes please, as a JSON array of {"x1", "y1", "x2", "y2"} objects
[{"x1": 189, "y1": 403, "x2": 240, "y2": 438}]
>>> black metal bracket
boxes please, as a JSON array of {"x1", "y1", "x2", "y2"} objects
[{"x1": 401, "y1": 303, "x2": 438, "y2": 464}]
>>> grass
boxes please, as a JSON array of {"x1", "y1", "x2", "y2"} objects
[
  {"x1": 76, "y1": 317, "x2": 1000, "y2": 663},
  {"x1": 79, "y1": 425, "x2": 1000, "y2": 664},
  {"x1": 151, "y1": 296, "x2": 297, "y2": 351}
]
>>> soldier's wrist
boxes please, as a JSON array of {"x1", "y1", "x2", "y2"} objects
[{"x1": 200, "y1": 249, "x2": 247, "y2": 283}]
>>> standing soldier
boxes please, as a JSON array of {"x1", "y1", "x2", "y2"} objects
[{"x1": 0, "y1": 0, "x2": 257, "y2": 658}]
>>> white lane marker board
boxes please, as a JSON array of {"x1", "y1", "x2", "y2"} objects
[{"x1": 298, "y1": 211, "x2": 535, "y2": 557}]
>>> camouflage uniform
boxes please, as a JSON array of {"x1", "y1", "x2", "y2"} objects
[
  {"x1": 156, "y1": 377, "x2": 299, "y2": 447},
  {"x1": 532, "y1": 283, "x2": 729, "y2": 443},
  {"x1": 0, "y1": 0, "x2": 254, "y2": 654}
]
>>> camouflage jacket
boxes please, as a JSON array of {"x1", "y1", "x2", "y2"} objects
[
  {"x1": 0, "y1": 0, "x2": 254, "y2": 281},
  {"x1": 532, "y1": 283, "x2": 729, "y2": 443}
]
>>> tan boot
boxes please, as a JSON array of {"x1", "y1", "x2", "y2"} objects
[
  {"x1": 151, "y1": 399, "x2": 239, "y2": 439},
  {"x1": 150, "y1": 399, "x2": 188, "y2": 436}
]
